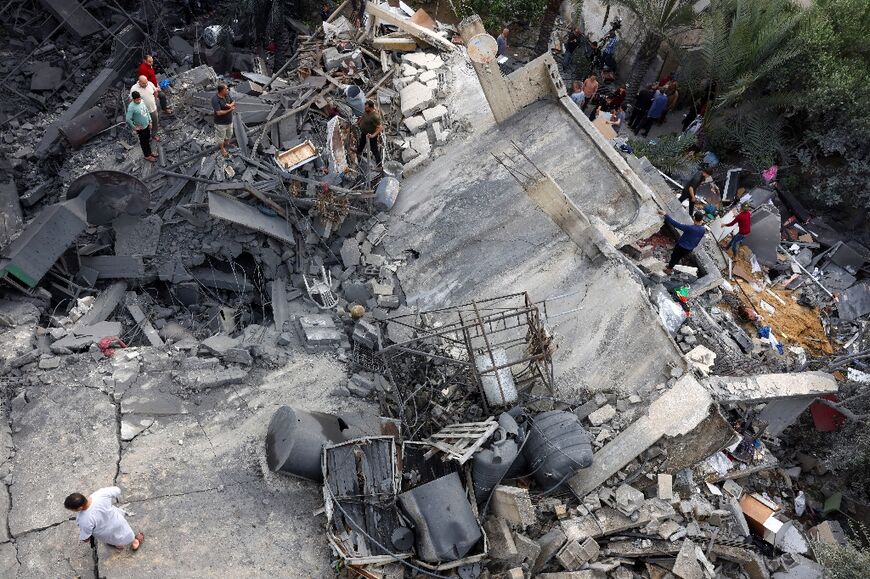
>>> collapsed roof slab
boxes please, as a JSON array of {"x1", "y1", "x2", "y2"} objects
[
  {"x1": 567, "y1": 374, "x2": 713, "y2": 499},
  {"x1": 706, "y1": 371, "x2": 838, "y2": 403},
  {"x1": 386, "y1": 100, "x2": 682, "y2": 396}
]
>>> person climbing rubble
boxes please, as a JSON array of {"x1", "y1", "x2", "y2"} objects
[
  {"x1": 724, "y1": 202, "x2": 752, "y2": 258},
  {"x1": 659, "y1": 209, "x2": 707, "y2": 274},
  {"x1": 65, "y1": 487, "x2": 144, "y2": 552}
]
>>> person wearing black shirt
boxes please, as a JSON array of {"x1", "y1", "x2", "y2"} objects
[
  {"x1": 679, "y1": 167, "x2": 711, "y2": 206},
  {"x1": 212, "y1": 84, "x2": 235, "y2": 157},
  {"x1": 629, "y1": 83, "x2": 656, "y2": 132}
]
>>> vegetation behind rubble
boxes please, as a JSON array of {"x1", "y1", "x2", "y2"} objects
[
  {"x1": 812, "y1": 525, "x2": 870, "y2": 579},
  {"x1": 786, "y1": 0, "x2": 870, "y2": 210}
]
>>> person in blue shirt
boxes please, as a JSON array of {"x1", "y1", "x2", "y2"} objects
[
  {"x1": 660, "y1": 209, "x2": 706, "y2": 274},
  {"x1": 639, "y1": 90, "x2": 668, "y2": 136}
]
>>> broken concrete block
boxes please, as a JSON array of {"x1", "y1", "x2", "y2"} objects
[
  {"x1": 200, "y1": 334, "x2": 240, "y2": 357},
  {"x1": 808, "y1": 520, "x2": 847, "y2": 547},
  {"x1": 224, "y1": 347, "x2": 253, "y2": 366},
  {"x1": 685, "y1": 345, "x2": 716, "y2": 376},
  {"x1": 512, "y1": 531, "x2": 541, "y2": 567},
  {"x1": 532, "y1": 527, "x2": 568, "y2": 574},
  {"x1": 421, "y1": 104, "x2": 448, "y2": 124},
  {"x1": 418, "y1": 69, "x2": 437, "y2": 83},
  {"x1": 658, "y1": 519, "x2": 682, "y2": 540},
  {"x1": 37, "y1": 356, "x2": 61, "y2": 370},
  {"x1": 638, "y1": 256, "x2": 666, "y2": 275},
  {"x1": 403, "y1": 115, "x2": 427, "y2": 134},
  {"x1": 402, "y1": 52, "x2": 444, "y2": 70},
  {"x1": 352, "y1": 319, "x2": 381, "y2": 350},
  {"x1": 399, "y1": 81, "x2": 434, "y2": 117},
  {"x1": 614, "y1": 484, "x2": 645, "y2": 516},
  {"x1": 483, "y1": 517, "x2": 518, "y2": 560},
  {"x1": 340, "y1": 238, "x2": 361, "y2": 268},
  {"x1": 587, "y1": 404, "x2": 616, "y2": 426},
  {"x1": 672, "y1": 539, "x2": 703, "y2": 579},
  {"x1": 293, "y1": 314, "x2": 343, "y2": 352},
  {"x1": 657, "y1": 473, "x2": 673, "y2": 501},
  {"x1": 556, "y1": 537, "x2": 599, "y2": 571},
  {"x1": 491, "y1": 485, "x2": 536, "y2": 528},
  {"x1": 347, "y1": 373, "x2": 376, "y2": 397}
]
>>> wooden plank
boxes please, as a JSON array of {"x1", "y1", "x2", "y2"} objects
[
  {"x1": 364, "y1": 2, "x2": 455, "y2": 52},
  {"x1": 372, "y1": 37, "x2": 418, "y2": 52}
]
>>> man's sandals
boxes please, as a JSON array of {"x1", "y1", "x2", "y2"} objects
[{"x1": 131, "y1": 531, "x2": 145, "y2": 551}]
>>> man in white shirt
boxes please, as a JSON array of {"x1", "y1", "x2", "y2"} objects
[
  {"x1": 130, "y1": 75, "x2": 160, "y2": 140},
  {"x1": 65, "y1": 487, "x2": 144, "y2": 551}
]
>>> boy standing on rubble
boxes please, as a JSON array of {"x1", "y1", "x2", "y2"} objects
[
  {"x1": 65, "y1": 487, "x2": 144, "y2": 552},
  {"x1": 126, "y1": 92, "x2": 157, "y2": 163},
  {"x1": 659, "y1": 209, "x2": 707, "y2": 275},
  {"x1": 724, "y1": 203, "x2": 752, "y2": 258},
  {"x1": 356, "y1": 100, "x2": 383, "y2": 167},
  {"x1": 212, "y1": 84, "x2": 236, "y2": 158}
]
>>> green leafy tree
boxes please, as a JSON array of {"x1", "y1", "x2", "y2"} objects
[
  {"x1": 614, "y1": 0, "x2": 696, "y2": 104},
  {"x1": 679, "y1": 0, "x2": 803, "y2": 170},
  {"x1": 454, "y1": 0, "x2": 550, "y2": 33},
  {"x1": 813, "y1": 524, "x2": 870, "y2": 579},
  {"x1": 788, "y1": 0, "x2": 870, "y2": 208}
]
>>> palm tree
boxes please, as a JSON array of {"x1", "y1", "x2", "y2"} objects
[
  {"x1": 616, "y1": 0, "x2": 696, "y2": 104},
  {"x1": 680, "y1": 0, "x2": 803, "y2": 168}
]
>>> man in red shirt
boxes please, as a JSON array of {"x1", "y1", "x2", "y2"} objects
[
  {"x1": 137, "y1": 55, "x2": 172, "y2": 114},
  {"x1": 724, "y1": 203, "x2": 752, "y2": 257}
]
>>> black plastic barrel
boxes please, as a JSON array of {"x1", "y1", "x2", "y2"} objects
[{"x1": 521, "y1": 411, "x2": 593, "y2": 492}]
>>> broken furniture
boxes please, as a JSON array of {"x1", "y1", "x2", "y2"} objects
[
  {"x1": 323, "y1": 437, "x2": 410, "y2": 565},
  {"x1": 274, "y1": 139, "x2": 318, "y2": 176}
]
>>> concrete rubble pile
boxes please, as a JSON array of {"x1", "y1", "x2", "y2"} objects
[{"x1": 0, "y1": 2, "x2": 866, "y2": 579}]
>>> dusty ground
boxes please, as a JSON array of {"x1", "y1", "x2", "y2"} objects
[{"x1": 1, "y1": 348, "x2": 370, "y2": 578}]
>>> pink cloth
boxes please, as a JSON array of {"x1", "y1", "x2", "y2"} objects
[{"x1": 762, "y1": 164, "x2": 778, "y2": 183}]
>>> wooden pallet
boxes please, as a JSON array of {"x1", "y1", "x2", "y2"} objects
[{"x1": 424, "y1": 418, "x2": 499, "y2": 464}]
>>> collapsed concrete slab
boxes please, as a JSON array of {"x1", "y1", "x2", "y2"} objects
[
  {"x1": 568, "y1": 375, "x2": 712, "y2": 498},
  {"x1": 208, "y1": 192, "x2": 295, "y2": 244},
  {"x1": 0, "y1": 199, "x2": 88, "y2": 287},
  {"x1": 706, "y1": 371, "x2": 838, "y2": 403}
]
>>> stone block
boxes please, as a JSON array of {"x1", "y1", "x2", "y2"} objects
[
  {"x1": 399, "y1": 81, "x2": 434, "y2": 117},
  {"x1": 484, "y1": 517, "x2": 518, "y2": 560},
  {"x1": 532, "y1": 527, "x2": 567, "y2": 574},
  {"x1": 556, "y1": 537, "x2": 599, "y2": 571},
  {"x1": 587, "y1": 404, "x2": 616, "y2": 426},
  {"x1": 200, "y1": 334, "x2": 239, "y2": 357},
  {"x1": 491, "y1": 485, "x2": 536, "y2": 528},
  {"x1": 421, "y1": 104, "x2": 448, "y2": 124},
  {"x1": 614, "y1": 484, "x2": 645, "y2": 516},
  {"x1": 658, "y1": 473, "x2": 673, "y2": 501},
  {"x1": 340, "y1": 238, "x2": 361, "y2": 268},
  {"x1": 403, "y1": 115, "x2": 427, "y2": 134}
]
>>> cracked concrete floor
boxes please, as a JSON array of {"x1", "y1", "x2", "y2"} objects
[{"x1": 1, "y1": 350, "x2": 371, "y2": 577}]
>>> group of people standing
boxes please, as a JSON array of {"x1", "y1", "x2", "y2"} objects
[
  {"x1": 627, "y1": 80, "x2": 680, "y2": 136},
  {"x1": 125, "y1": 55, "x2": 173, "y2": 162}
]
